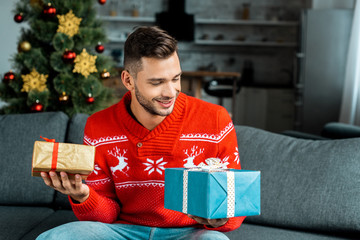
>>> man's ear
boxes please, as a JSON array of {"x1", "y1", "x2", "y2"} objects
[{"x1": 121, "y1": 70, "x2": 134, "y2": 91}]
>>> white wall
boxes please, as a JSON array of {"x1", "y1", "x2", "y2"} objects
[
  {"x1": 312, "y1": 0, "x2": 355, "y2": 9},
  {"x1": 0, "y1": 0, "x2": 24, "y2": 108},
  {"x1": 0, "y1": 0, "x2": 23, "y2": 75}
]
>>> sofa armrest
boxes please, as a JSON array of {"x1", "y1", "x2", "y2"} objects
[{"x1": 321, "y1": 122, "x2": 360, "y2": 139}]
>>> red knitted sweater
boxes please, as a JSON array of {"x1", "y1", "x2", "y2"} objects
[{"x1": 70, "y1": 91, "x2": 245, "y2": 232}]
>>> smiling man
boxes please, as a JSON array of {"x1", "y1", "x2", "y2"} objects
[
  {"x1": 123, "y1": 48, "x2": 182, "y2": 130},
  {"x1": 37, "y1": 26, "x2": 245, "y2": 240}
]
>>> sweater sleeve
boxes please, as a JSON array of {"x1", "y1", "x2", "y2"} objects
[
  {"x1": 69, "y1": 186, "x2": 120, "y2": 223},
  {"x1": 70, "y1": 116, "x2": 121, "y2": 223},
  {"x1": 202, "y1": 106, "x2": 245, "y2": 232}
]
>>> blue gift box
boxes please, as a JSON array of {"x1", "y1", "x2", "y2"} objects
[{"x1": 164, "y1": 168, "x2": 260, "y2": 219}]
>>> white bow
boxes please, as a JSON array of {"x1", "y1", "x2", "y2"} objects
[{"x1": 197, "y1": 157, "x2": 228, "y2": 170}]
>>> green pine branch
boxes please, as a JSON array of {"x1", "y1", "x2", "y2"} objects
[{"x1": 1, "y1": 0, "x2": 117, "y2": 116}]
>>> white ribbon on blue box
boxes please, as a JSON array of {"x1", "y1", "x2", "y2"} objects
[{"x1": 164, "y1": 158, "x2": 261, "y2": 219}]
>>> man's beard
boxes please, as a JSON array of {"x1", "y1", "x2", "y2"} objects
[{"x1": 134, "y1": 84, "x2": 178, "y2": 117}]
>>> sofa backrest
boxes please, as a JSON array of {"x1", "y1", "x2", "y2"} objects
[
  {"x1": 0, "y1": 112, "x2": 68, "y2": 206},
  {"x1": 55, "y1": 113, "x2": 89, "y2": 209},
  {"x1": 65, "y1": 113, "x2": 89, "y2": 144},
  {"x1": 235, "y1": 125, "x2": 360, "y2": 234}
]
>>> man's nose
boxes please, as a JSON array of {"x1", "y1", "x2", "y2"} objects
[{"x1": 162, "y1": 82, "x2": 178, "y2": 97}]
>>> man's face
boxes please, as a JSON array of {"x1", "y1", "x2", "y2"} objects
[{"x1": 131, "y1": 52, "x2": 182, "y2": 117}]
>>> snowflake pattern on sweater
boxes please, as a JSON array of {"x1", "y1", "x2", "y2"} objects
[
  {"x1": 143, "y1": 158, "x2": 167, "y2": 175},
  {"x1": 70, "y1": 91, "x2": 245, "y2": 232}
]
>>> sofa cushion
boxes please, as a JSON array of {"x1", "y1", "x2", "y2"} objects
[
  {"x1": 0, "y1": 112, "x2": 68, "y2": 205},
  {"x1": 0, "y1": 206, "x2": 54, "y2": 240},
  {"x1": 22, "y1": 210, "x2": 78, "y2": 240},
  {"x1": 235, "y1": 126, "x2": 360, "y2": 234},
  {"x1": 225, "y1": 223, "x2": 358, "y2": 240}
]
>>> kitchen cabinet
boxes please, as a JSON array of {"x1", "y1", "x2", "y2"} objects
[
  {"x1": 195, "y1": 18, "x2": 298, "y2": 47},
  {"x1": 99, "y1": 16, "x2": 298, "y2": 48},
  {"x1": 235, "y1": 87, "x2": 295, "y2": 133},
  {"x1": 100, "y1": 16, "x2": 155, "y2": 43}
]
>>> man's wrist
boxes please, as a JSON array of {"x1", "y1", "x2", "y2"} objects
[
  {"x1": 71, "y1": 195, "x2": 88, "y2": 204},
  {"x1": 71, "y1": 191, "x2": 90, "y2": 204}
]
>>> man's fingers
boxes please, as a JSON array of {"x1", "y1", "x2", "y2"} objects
[
  {"x1": 49, "y1": 171, "x2": 64, "y2": 189},
  {"x1": 208, "y1": 219, "x2": 219, "y2": 226},
  {"x1": 208, "y1": 218, "x2": 228, "y2": 228},
  {"x1": 74, "y1": 174, "x2": 83, "y2": 190},
  {"x1": 187, "y1": 214, "x2": 228, "y2": 228},
  {"x1": 40, "y1": 172, "x2": 53, "y2": 187},
  {"x1": 60, "y1": 172, "x2": 72, "y2": 190},
  {"x1": 188, "y1": 215, "x2": 208, "y2": 225},
  {"x1": 40, "y1": 171, "x2": 88, "y2": 201}
]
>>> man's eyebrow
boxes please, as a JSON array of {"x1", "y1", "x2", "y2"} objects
[
  {"x1": 146, "y1": 72, "x2": 182, "y2": 82},
  {"x1": 146, "y1": 77, "x2": 166, "y2": 82}
]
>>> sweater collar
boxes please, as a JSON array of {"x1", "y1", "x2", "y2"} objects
[{"x1": 119, "y1": 91, "x2": 186, "y2": 140}]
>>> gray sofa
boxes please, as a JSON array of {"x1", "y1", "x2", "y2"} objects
[{"x1": 0, "y1": 112, "x2": 359, "y2": 240}]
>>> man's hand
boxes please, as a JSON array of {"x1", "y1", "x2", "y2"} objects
[
  {"x1": 41, "y1": 171, "x2": 90, "y2": 203},
  {"x1": 188, "y1": 214, "x2": 228, "y2": 228}
]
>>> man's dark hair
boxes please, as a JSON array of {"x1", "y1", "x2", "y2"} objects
[{"x1": 123, "y1": 26, "x2": 178, "y2": 75}]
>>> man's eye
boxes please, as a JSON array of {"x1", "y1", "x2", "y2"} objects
[{"x1": 151, "y1": 82, "x2": 161, "y2": 86}]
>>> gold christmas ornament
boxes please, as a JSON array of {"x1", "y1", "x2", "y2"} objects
[
  {"x1": 100, "y1": 69, "x2": 110, "y2": 79},
  {"x1": 59, "y1": 91, "x2": 69, "y2": 102},
  {"x1": 19, "y1": 41, "x2": 31, "y2": 52},
  {"x1": 21, "y1": 68, "x2": 48, "y2": 92},
  {"x1": 73, "y1": 49, "x2": 98, "y2": 78},
  {"x1": 57, "y1": 10, "x2": 82, "y2": 37}
]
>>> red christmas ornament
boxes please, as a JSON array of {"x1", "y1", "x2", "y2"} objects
[
  {"x1": 95, "y1": 43, "x2": 105, "y2": 53},
  {"x1": 14, "y1": 13, "x2": 24, "y2": 23},
  {"x1": 62, "y1": 50, "x2": 77, "y2": 64},
  {"x1": 3, "y1": 71, "x2": 15, "y2": 84},
  {"x1": 31, "y1": 100, "x2": 44, "y2": 112},
  {"x1": 98, "y1": 0, "x2": 107, "y2": 5},
  {"x1": 43, "y1": 3, "x2": 57, "y2": 18},
  {"x1": 86, "y1": 93, "x2": 95, "y2": 104}
]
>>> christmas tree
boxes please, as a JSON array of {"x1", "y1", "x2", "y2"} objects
[{"x1": 0, "y1": 0, "x2": 116, "y2": 116}]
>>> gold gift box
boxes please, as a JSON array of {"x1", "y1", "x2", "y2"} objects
[{"x1": 32, "y1": 141, "x2": 95, "y2": 180}]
